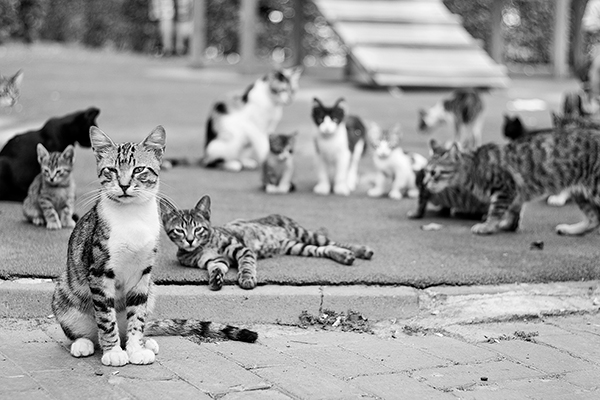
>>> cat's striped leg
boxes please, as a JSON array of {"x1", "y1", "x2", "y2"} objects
[
  {"x1": 124, "y1": 268, "x2": 156, "y2": 365},
  {"x1": 38, "y1": 197, "x2": 61, "y2": 230},
  {"x1": 222, "y1": 244, "x2": 257, "y2": 290},
  {"x1": 282, "y1": 240, "x2": 355, "y2": 265},
  {"x1": 299, "y1": 226, "x2": 374, "y2": 260},
  {"x1": 88, "y1": 265, "x2": 128, "y2": 366},
  {"x1": 556, "y1": 194, "x2": 600, "y2": 235},
  {"x1": 197, "y1": 249, "x2": 230, "y2": 291},
  {"x1": 471, "y1": 191, "x2": 512, "y2": 235},
  {"x1": 499, "y1": 201, "x2": 522, "y2": 232},
  {"x1": 23, "y1": 197, "x2": 45, "y2": 226},
  {"x1": 407, "y1": 169, "x2": 429, "y2": 219}
]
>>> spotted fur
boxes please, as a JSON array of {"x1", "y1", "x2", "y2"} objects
[
  {"x1": 23, "y1": 144, "x2": 76, "y2": 229},
  {"x1": 161, "y1": 195, "x2": 374, "y2": 291},
  {"x1": 422, "y1": 126, "x2": 600, "y2": 235},
  {"x1": 262, "y1": 132, "x2": 297, "y2": 194},
  {"x1": 0, "y1": 69, "x2": 23, "y2": 107},
  {"x1": 203, "y1": 66, "x2": 303, "y2": 171}
]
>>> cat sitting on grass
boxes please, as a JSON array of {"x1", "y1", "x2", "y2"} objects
[
  {"x1": 423, "y1": 122, "x2": 600, "y2": 235},
  {"x1": 23, "y1": 144, "x2": 76, "y2": 229},
  {"x1": 160, "y1": 195, "x2": 374, "y2": 291},
  {"x1": 52, "y1": 126, "x2": 257, "y2": 368},
  {"x1": 367, "y1": 123, "x2": 427, "y2": 200}
]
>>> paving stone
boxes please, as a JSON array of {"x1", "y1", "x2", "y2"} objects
[
  {"x1": 281, "y1": 341, "x2": 393, "y2": 379},
  {"x1": 115, "y1": 376, "x2": 213, "y2": 400},
  {"x1": 350, "y1": 372, "x2": 455, "y2": 400},
  {"x1": 0, "y1": 374, "x2": 41, "y2": 393},
  {"x1": 31, "y1": 369, "x2": 134, "y2": 400},
  {"x1": 563, "y1": 368, "x2": 600, "y2": 391},
  {"x1": 3, "y1": 388, "x2": 53, "y2": 400},
  {"x1": 481, "y1": 340, "x2": 593, "y2": 374},
  {"x1": 204, "y1": 341, "x2": 297, "y2": 369},
  {"x1": 253, "y1": 364, "x2": 369, "y2": 400},
  {"x1": 400, "y1": 335, "x2": 499, "y2": 364},
  {"x1": 548, "y1": 314, "x2": 600, "y2": 336},
  {"x1": 411, "y1": 360, "x2": 544, "y2": 390},
  {"x1": 157, "y1": 337, "x2": 271, "y2": 396},
  {"x1": 463, "y1": 376, "x2": 598, "y2": 400},
  {"x1": 220, "y1": 389, "x2": 295, "y2": 400},
  {"x1": 536, "y1": 333, "x2": 600, "y2": 364},
  {"x1": 0, "y1": 340, "x2": 83, "y2": 373},
  {"x1": 339, "y1": 337, "x2": 449, "y2": 371}
]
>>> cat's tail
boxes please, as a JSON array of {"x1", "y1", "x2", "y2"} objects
[{"x1": 145, "y1": 319, "x2": 258, "y2": 343}]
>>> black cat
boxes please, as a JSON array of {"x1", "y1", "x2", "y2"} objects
[
  {"x1": 502, "y1": 114, "x2": 553, "y2": 140},
  {"x1": 0, "y1": 107, "x2": 100, "y2": 201}
]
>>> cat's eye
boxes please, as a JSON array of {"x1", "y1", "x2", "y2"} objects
[
  {"x1": 133, "y1": 166, "x2": 145, "y2": 174},
  {"x1": 172, "y1": 228, "x2": 185, "y2": 236},
  {"x1": 194, "y1": 227, "x2": 206, "y2": 235},
  {"x1": 102, "y1": 169, "x2": 114, "y2": 178}
]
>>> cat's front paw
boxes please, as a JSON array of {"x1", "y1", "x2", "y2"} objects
[
  {"x1": 406, "y1": 209, "x2": 423, "y2": 219},
  {"x1": 128, "y1": 348, "x2": 155, "y2": 365},
  {"x1": 101, "y1": 348, "x2": 129, "y2": 367},
  {"x1": 406, "y1": 188, "x2": 420, "y2": 199},
  {"x1": 222, "y1": 160, "x2": 243, "y2": 172},
  {"x1": 354, "y1": 246, "x2": 374, "y2": 260},
  {"x1": 62, "y1": 217, "x2": 76, "y2": 229},
  {"x1": 388, "y1": 190, "x2": 403, "y2": 200},
  {"x1": 144, "y1": 338, "x2": 160, "y2": 355},
  {"x1": 471, "y1": 222, "x2": 499, "y2": 235},
  {"x1": 70, "y1": 338, "x2": 95, "y2": 358},
  {"x1": 333, "y1": 183, "x2": 350, "y2": 196},
  {"x1": 209, "y1": 269, "x2": 224, "y2": 291},
  {"x1": 330, "y1": 248, "x2": 355, "y2": 265},
  {"x1": 314, "y1": 182, "x2": 331, "y2": 196},
  {"x1": 46, "y1": 220, "x2": 62, "y2": 230},
  {"x1": 367, "y1": 187, "x2": 384, "y2": 198},
  {"x1": 32, "y1": 217, "x2": 45, "y2": 226},
  {"x1": 238, "y1": 274, "x2": 257, "y2": 290},
  {"x1": 241, "y1": 158, "x2": 259, "y2": 170},
  {"x1": 547, "y1": 192, "x2": 570, "y2": 207}
]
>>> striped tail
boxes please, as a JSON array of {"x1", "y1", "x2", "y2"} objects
[{"x1": 145, "y1": 319, "x2": 258, "y2": 343}]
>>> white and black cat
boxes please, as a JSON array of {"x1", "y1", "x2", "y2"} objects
[
  {"x1": 203, "y1": 66, "x2": 303, "y2": 172},
  {"x1": 418, "y1": 88, "x2": 484, "y2": 150},
  {"x1": 311, "y1": 97, "x2": 367, "y2": 196}
]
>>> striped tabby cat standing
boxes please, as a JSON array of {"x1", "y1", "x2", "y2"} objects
[
  {"x1": 161, "y1": 195, "x2": 374, "y2": 291},
  {"x1": 52, "y1": 126, "x2": 256, "y2": 367}
]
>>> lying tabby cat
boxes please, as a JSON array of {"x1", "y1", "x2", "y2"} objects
[
  {"x1": 52, "y1": 126, "x2": 256, "y2": 368},
  {"x1": 23, "y1": 144, "x2": 76, "y2": 229},
  {"x1": 161, "y1": 195, "x2": 374, "y2": 291},
  {"x1": 423, "y1": 128, "x2": 600, "y2": 235}
]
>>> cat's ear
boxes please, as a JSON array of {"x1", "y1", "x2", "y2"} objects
[
  {"x1": 448, "y1": 142, "x2": 463, "y2": 161},
  {"x1": 333, "y1": 97, "x2": 346, "y2": 111},
  {"x1": 428, "y1": 138, "x2": 444, "y2": 156},
  {"x1": 61, "y1": 145, "x2": 75, "y2": 164},
  {"x1": 90, "y1": 126, "x2": 116, "y2": 157},
  {"x1": 36, "y1": 143, "x2": 49, "y2": 164},
  {"x1": 550, "y1": 111, "x2": 561, "y2": 127},
  {"x1": 10, "y1": 69, "x2": 23, "y2": 87},
  {"x1": 312, "y1": 97, "x2": 324, "y2": 109},
  {"x1": 389, "y1": 123, "x2": 403, "y2": 138},
  {"x1": 158, "y1": 197, "x2": 178, "y2": 224},
  {"x1": 284, "y1": 65, "x2": 303, "y2": 86},
  {"x1": 194, "y1": 195, "x2": 211, "y2": 220},
  {"x1": 142, "y1": 125, "x2": 166, "y2": 151}
]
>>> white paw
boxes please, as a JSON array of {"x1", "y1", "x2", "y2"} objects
[
  {"x1": 388, "y1": 190, "x2": 403, "y2": 200},
  {"x1": 32, "y1": 217, "x2": 45, "y2": 226},
  {"x1": 367, "y1": 188, "x2": 383, "y2": 198},
  {"x1": 46, "y1": 220, "x2": 62, "y2": 230},
  {"x1": 406, "y1": 188, "x2": 420, "y2": 199},
  {"x1": 314, "y1": 182, "x2": 331, "y2": 195},
  {"x1": 70, "y1": 338, "x2": 95, "y2": 358},
  {"x1": 265, "y1": 184, "x2": 279, "y2": 194},
  {"x1": 471, "y1": 222, "x2": 499, "y2": 235},
  {"x1": 333, "y1": 184, "x2": 350, "y2": 196},
  {"x1": 128, "y1": 348, "x2": 155, "y2": 365},
  {"x1": 101, "y1": 348, "x2": 129, "y2": 367},
  {"x1": 241, "y1": 158, "x2": 259, "y2": 170},
  {"x1": 547, "y1": 193, "x2": 569, "y2": 207},
  {"x1": 62, "y1": 217, "x2": 76, "y2": 229},
  {"x1": 347, "y1": 176, "x2": 357, "y2": 192},
  {"x1": 144, "y1": 338, "x2": 159, "y2": 355},
  {"x1": 222, "y1": 160, "x2": 243, "y2": 172}
]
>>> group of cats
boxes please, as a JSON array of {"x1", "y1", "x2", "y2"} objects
[{"x1": 0, "y1": 68, "x2": 374, "y2": 367}]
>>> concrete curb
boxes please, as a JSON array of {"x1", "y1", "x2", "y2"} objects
[{"x1": 2, "y1": 279, "x2": 599, "y2": 326}]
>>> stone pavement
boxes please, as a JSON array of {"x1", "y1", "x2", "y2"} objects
[{"x1": 2, "y1": 312, "x2": 600, "y2": 400}]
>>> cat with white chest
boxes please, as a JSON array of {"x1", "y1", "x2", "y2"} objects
[
  {"x1": 203, "y1": 66, "x2": 303, "y2": 172},
  {"x1": 311, "y1": 97, "x2": 367, "y2": 196},
  {"x1": 262, "y1": 132, "x2": 297, "y2": 194},
  {"x1": 367, "y1": 123, "x2": 427, "y2": 200}
]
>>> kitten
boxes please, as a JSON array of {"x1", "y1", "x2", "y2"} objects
[
  {"x1": 52, "y1": 127, "x2": 256, "y2": 367},
  {"x1": 23, "y1": 144, "x2": 76, "y2": 229},
  {"x1": 262, "y1": 132, "x2": 297, "y2": 194},
  {"x1": 407, "y1": 139, "x2": 489, "y2": 220},
  {"x1": 311, "y1": 97, "x2": 367, "y2": 196},
  {"x1": 422, "y1": 126, "x2": 600, "y2": 235},
  {"x1": 160, "y1": 195, "x2": 374, "y2": 291},
  {"x1": 203, "y1": 66, "x2": 303, "y2": 171},
  {"x1": 0, "y1": 70, "x2": 24, "y2": 107},
  {"x1": 367, "y1": 123, "x2": 427, "y2": 200},
  {"x1": 0, "y1": 107, "x2": 100, "y2": 201},
  {"x1": 418, "y1": 88, "x2": 484, "y2": 150}
]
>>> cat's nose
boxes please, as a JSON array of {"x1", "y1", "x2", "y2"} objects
[{"x1": 119, "y1": 184, "x2": 130, "y2": 193}]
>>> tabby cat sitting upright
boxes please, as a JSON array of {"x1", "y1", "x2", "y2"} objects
[
  {"x1": 311, "y1": 97, "x2": 367, "y2": 196},
  {"x1": 367, "y1": 123, "x2": 427, "y2": 200},
  {"x1": 422, "y1": 124, "x2": 600, "y2": 236},
  {"x1": 0, "y1": 69, "x2": 24, "y2": 107},
  {"x1": 23, "y1": 144, "x2": 76, "y2": 229},
  {"x1": 262, "y1": 132, "x2": 297, "y2": 194},
  {"x1": 52, "y1": 126, "x2": 256, "y2": 367},
  {"x1": 418, "y1": 88, "x2": 484, "y2": 150},
  {"x1": 0, "y1": 107, "x2": 100, "y2": 201},
  {"x1": 203, "y1": 66, "x2": 303, "y2": 172},
  {"x1": 161, "y1": 195, "x2": 374, "y2": 291}
]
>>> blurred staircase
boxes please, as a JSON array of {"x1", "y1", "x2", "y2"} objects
[{"x1": 313, "y1": 0, "x2": 509, "y2": 88}]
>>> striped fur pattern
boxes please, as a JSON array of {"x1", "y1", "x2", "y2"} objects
[
  {"x1": 311, "y1": 97, "x2": 367, "y2": 196},
  {"x1": 23, "y1": 144, "x2": 76, "y2": 229},
  {"x1": 161, "y1": 195, "x2": 374, "y2": 291},
  {"x1": 418, "y1": 88, "x2": 484, "y2": 150},
  {"x1": 423, "y1": 127, "x2": 600, "y2": 235},
  {"x1": 203, "y1": 66, "x2": 303, "y2": 172},
  {"x1": 0, "y1": 69, "x2": 23, "y2": 107},
  {"x1": 51, "y1": 126, "x2": 172, "y2": 367},
  {"x1": 262, "y1": 132, "x2": 297, "y2": 194},
  {"x1": 367, "y1": 123, "x2": 427, "y2": 200},
  {"x1": 407, "y1": 139, "x2": 489, "y2": 220}
]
